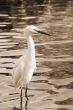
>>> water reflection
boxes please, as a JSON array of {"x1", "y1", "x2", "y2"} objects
[{"x1": 0, "y1": 0, "x2": 73, "y2": 110}]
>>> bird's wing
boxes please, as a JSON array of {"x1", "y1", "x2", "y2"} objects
[
  {"x1": 14, "y1": 54, "x2": 26, "y2": 67},
  {"x1": 13, "y1": 53, "x2": 27, "y2": 88},
  {"x1": 13, "y1": 61, "x2": 24, "y2": 88}
]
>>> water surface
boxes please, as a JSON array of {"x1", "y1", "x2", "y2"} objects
[{"x1": 0, "y1": 0, "x2": 73, "y2": 110}]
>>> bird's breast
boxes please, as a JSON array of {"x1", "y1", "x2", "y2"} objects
[{"x1": 23, "y1": 53, "x2": 36, "y2": 83}]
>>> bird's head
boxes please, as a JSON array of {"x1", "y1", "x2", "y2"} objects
[
  {"x1": 24, "y1": 25, "x2": 39, "y2": 33},
  {"x1": 13, "y1": 25, "x2": 50, "y2": 38},
  {"x1": 23, "y1": 25, "x2": 50, "y2": 37}
]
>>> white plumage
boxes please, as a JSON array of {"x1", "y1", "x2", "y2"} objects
[
  {"x1": 12, "y1": 25, "x2": 49, "y2": 109},
  {"x1": 13, "y1": 25, "x2": 37, "y2": 88}
]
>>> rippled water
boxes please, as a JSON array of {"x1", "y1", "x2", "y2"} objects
[{"x1": 0, "y1": 0, "x2": 73, "y2": 110}]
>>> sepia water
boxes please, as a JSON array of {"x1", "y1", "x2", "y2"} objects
[{"x1": 0, "y1": 0, "x2": 73, "y2": 110}]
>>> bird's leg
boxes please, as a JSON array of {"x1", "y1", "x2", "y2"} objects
[
  {"x1": 25, "y1": 84, "x2": 28, "y2": 110},
  {"x1": 20, "y1": 86, "x2": 23, "y2": 110}
]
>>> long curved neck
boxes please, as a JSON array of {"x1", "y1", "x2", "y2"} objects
[{"x1": 27, "y1": 36, "x2": 35, "y2": 57}]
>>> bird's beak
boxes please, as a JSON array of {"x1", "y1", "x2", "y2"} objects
[{"x1": 35, "y1": 30, "x2": 50, "y2": 36}]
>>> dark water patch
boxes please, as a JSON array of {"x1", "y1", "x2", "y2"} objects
[
  {"x1": 0, "y1": 0, "x2": 22, "y2": 11},
  {"x1": 23, "y1": 87, "x2": 48, "y2": 92},
  {"x1": 9, "y1": 93, "x2": 19, "y2": 95},
  {"x1": 13, "y1": 107, "x2": 21, "y2": 110},
  {"x1": 23, "y1": 0, "x2": 48, "y2": 6},
  {"x1": 37, "y1": 43, "x2": 73, "y2": 57},
  {"x1": 0, "y1": 98, "x2": 19, "y2": 103},
  {"x1": 0, "y1": 73, "x2": 11, "y2": 76},
  {"x1": 32, "y1": 79, "x2": 48, "y2": 83},
  {"x1": 55, "y1": 82, "x2": 73, "y2": 89},
  {"x1": 57, "y1": 108, "x2": 69, "y2": 110},
  {"x1": 55, "y1": 98, "x2": 73, "y2": 105},
  {"x1": 43, "y1": 61, "x2": 73, "y2": 79},
  {"x1": 0, "y1": 37, "x2": 12, "y2": 39},
  {"x1": 47, "y1": 89, "x2": 58, "y2": 94},
  {"x1": 49, "y1": 70, "x2": 73, "y2": 79},
  {"x1": 2, "y1": 62, "x2": 13, "y2": 64},
  {"x1": 50, "y1": 0, "x2": 69, "y2": 9},
  {"x1": 6, "y1": 67, "x2": 13, "y2": 69},
  {"x1": 1, "y1": 56, "x2": 20, "y2": 59}
]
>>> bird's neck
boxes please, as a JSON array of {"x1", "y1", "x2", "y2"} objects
[{"x1": 27, "y1": 36, "x2": 35, "y2": 56}]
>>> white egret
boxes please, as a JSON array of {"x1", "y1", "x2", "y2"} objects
[{"x1": 13, "y1": 25, "x2": 49, "y2": 110}]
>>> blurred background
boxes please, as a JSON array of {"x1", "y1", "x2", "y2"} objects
[{"x1": 0, "y1": 0, "x2": 73, "y2": 110}]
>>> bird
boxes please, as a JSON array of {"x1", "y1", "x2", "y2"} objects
[{"x1": 13, "y1": 25, "x2": 49, "y2": 110}]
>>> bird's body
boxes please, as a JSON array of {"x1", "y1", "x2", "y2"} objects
[
  {"x1": 12, "y1": 25, "x2": 49, "y2": 109},
  {"x1": 13, "y1": 34, "x2": 36, "y2": 88}
]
